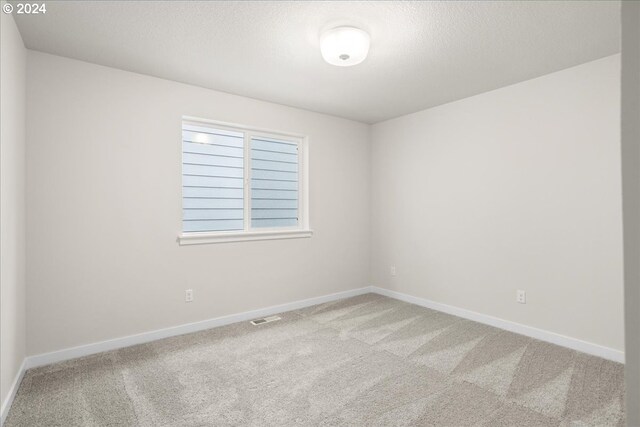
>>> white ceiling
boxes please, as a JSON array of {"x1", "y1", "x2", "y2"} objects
[{"x1": 14, "y1": 1, "x2": 620, "y2": 123}]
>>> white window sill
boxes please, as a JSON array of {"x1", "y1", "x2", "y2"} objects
[{"x1": 178, "y1": 229, "x2": 313, "y2": 245}]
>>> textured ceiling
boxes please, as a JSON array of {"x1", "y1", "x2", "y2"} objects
[{"x1": 14, "y1": 1, "x2": 620, "y2": 123}]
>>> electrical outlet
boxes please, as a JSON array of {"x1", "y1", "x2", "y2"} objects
[
  {"x1": 390, "y1": 265, "x2": 397, "y2": 277},
  {"x1": 516, "y1": 290, "x2": 526, "y2": 304},
  {"x1": 185, "y1": 289, "x2": 194, "y2": 303}
]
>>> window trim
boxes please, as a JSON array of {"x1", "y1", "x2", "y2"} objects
[{"x1": 178, "y1": 116, "x2": 312, "y2": 245}]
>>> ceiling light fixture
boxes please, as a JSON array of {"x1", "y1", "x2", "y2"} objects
[{"x1": 320, "y1": 26, "x2": 370, "y2": 67}]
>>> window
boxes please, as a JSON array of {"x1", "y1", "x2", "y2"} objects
[{"x1": 179, "y1": 118, "x2": 311, "y2": 244}]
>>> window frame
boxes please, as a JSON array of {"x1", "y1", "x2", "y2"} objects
[{"x1": 178, "y1": 116, "x2": 312, "y2": 245}]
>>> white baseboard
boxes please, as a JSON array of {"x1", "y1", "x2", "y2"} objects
[
  {"x1": 370, "y1": 286, "x2": 624, "y2": 363},
  {"x1": 1, "y1": 358, "x2": 26, "y2": 426},
  {"x1": 18, "y1": 284, "x2": 623, "y2": 384},
  {"x1": 25, "y1": 286, "x2": 373, "y2": 370}
]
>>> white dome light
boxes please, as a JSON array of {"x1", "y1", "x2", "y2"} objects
[{"x1": 320, "y1": 27, "x2": 370, "y2": 67}]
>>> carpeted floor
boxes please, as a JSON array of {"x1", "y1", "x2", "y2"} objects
[{"x1": 5, "y1": 293, "x2": 625, "y2": 426}]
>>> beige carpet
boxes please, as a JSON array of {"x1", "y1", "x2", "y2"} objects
[{"x1": 5, "y1": 293, "x2": 625, "y2": 426}]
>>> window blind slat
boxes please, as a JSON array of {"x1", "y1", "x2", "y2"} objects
[
  {"x1": 251, "y1": 209, "x2": 298, "y2": 219},
  {"x1": 251, "y1": 138, "x2": 298, "y2": 154},
  {"x1": 183, "y1": 153, "x2": 243, "y2": 169},
  {"x1": 251, "y1": 199, "x2": 298, "y2": 209},
  {"x1": 251, "y1": 218, "x2": 298, "y2": 228},
  {"x1": 183, "y1": 175, "x2": 243, "y2": 188},
  {"x1": 183, "y1": 187, "x2": 243, "y2": 199},
  {"x1": 251, "y1": 169, "x2": 297, "y2": 181},
  {"x1": 183, "y1": 164, "x2": 244, "y2": 178},
  {"x1": 251, "y1": 189, "x2": 298, "y2": 200},
  {"x1": 183, "y1": 198, "x2": 244, "y2": 209},
  {"x1": 251, "y1": 150, "x2": 297, "y2": 163},
  {"x1": 251, "y1": 179, "x2": 298, "y2": 191},
  {"x1": 183, "y1": 209, "x2": 244, "y2": 221},
  {"x1": 251, "y1": 159, "x2": 298, "y2": 173},
  {"x1": 183, "y1": 141, "x2": 243, "y2": 158},
  {"x1": 182, "y1": 130, "x2": 243, "y2": 148}
]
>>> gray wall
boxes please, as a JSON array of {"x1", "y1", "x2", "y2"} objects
[
  {"x1": 25, "y1": 51, "x2": 371, "y2": 356},
  {"x1": 370, "y1": 55, "x2": 624, "y2": 353},
  {"x1": 621, "y1": 2, "x2": 640, "y2": 425},
  {"x1": 0, "y1": 12, "x2": 27, "y2": 415}
]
